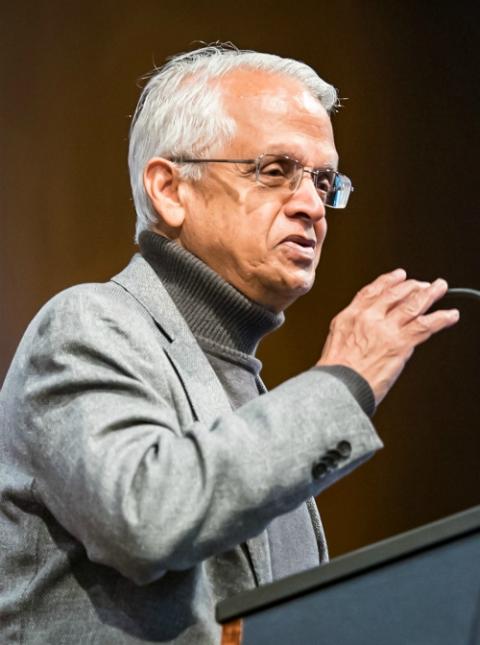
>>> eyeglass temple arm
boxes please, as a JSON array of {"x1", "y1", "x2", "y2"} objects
[{"x1": 169, "y1": 158, "x2": 256, "y2": 164}]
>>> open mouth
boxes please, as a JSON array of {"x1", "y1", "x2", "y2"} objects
[
  {"x1": 279, "y1": 235, "x2": 317, "y2": 261},
  {"x1": 281, "y1": 235, "x2": 316, "y2": 249}
]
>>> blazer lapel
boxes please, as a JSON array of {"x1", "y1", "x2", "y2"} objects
[
  {"x1": 163, "y1": 337, "x2": 231, "y2": 423},
  {"x1": 166, "y1": 339, "x2": 273, "y2": 585},
  {"x1": 112, "y1": 254, "x2": 273, "y2": 585}
]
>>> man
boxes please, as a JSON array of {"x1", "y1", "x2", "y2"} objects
[{"x1": 0, "y1": 45, "x2": 459, "y2": 643}]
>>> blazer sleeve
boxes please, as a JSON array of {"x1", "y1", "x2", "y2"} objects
[{"x1": 2, "y1": 283, "x2": 383, "y2": 585}]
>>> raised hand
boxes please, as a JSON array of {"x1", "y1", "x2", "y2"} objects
[{"x1": 317, "y1": 269, "x2": 460, "y2": 406}]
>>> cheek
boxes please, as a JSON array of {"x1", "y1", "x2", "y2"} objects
[
  {"x1": 244, "y1": 192, "x2": 286, "y2": 242},
  {"x1": 183, "y1": 197, "x2": 252, "y2": 266},
  {"x1": 186, "y1": 183, "x2": 283, "y2": 266},
  {"x1": 184, "y1": 188, "x2": 231, "y2": 243},
  {"x1": 317, "y1": 217, "x2": 328, "y2": 245}
]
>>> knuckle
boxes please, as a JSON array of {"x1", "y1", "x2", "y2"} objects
[
  {"x1": 415, "y1": 318, "x2": 432, "y2": 334},
  {"x1": 403, "y1": 295, "x2": 423, "y2": 315},
  {"x1": 329, "y1": 314, "x2": 341, "y2": 332},
  {"x1": 357, "y1": 283, "x2": 382, "y2": 300},
  {"x1": 410, "y1": 316, "x2": 434, "y2": 339},
  {"x1": 387, "y1": 279, "x2": 415, "y2": 298},
  {"x1": 360, "y1": 308, "x2": 380, "y2": 326},
  {"x1": 332, "y1": 305, "x2": 355, "y2": 326}
]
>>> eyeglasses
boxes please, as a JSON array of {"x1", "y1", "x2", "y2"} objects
[{"x1": 169, "y1": 154, "x2": 354, "y2": 209}]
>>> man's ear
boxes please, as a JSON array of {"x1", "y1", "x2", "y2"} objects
[{"x1": 143, "y1": 157, "x2": 186, "y2": 230}]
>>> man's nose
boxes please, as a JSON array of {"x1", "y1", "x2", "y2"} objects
[{"x1": 284, "y1": 174, "x2": 326, "y2": 221}]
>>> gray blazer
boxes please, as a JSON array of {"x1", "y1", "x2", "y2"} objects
[{"x1": 0, "y1": 254, "x2": 382, "y2": 644}]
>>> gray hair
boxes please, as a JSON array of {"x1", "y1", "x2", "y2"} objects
[{"x1": 128, "y1": 43, "x2": 338, "y2": 241}]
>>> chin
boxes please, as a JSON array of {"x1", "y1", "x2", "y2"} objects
[
  {"x1": 271, "y1": 271, "x2": 316, "y2": 311},
  {"x1": 289, "y1": 268, "x2": 316, "y2": 294},
  {"x1": 246, "y1": 264, "x2": 316, "y2": 311}
]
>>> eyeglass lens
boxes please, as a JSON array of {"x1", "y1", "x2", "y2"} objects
[{"x1": 256, "y1": 154, "x2": 351, "y2": 208}]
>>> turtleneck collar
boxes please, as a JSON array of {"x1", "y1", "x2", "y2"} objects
[{"x1": 139, "y1": 231, "x2": 284, "y2": 356}]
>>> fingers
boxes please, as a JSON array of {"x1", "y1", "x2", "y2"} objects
[
  {"x1": 354, "y1": 271, "x2": 453, "y2": 327},
  {"x1": 381, "y1": 279, "x2": 430, "y2": 313},
  {"x1": 319, "y1": 268, "x2": 460, "y2": 407},
  {"x1": 409, "y1": 308, "x2": 460, "y2": 343},
  {"x1": 354, "y1": 268, "x2": 407, "y2": 304},
  {"x1": 390, "y1": 278, "x2": 449, "y2": 325}
]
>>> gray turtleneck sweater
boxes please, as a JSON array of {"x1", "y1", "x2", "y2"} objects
[{"x1": 139, "y1": 230, "x2": 374, "y2": 581}]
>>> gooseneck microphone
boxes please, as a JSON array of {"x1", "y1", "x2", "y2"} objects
[{"x1": 445, "y1": 288, "x2": 480, "y2": 302}]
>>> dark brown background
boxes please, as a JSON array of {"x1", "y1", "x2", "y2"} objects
[{"x1": 1, "y1": 1, "x2": 479, "y2": 558}]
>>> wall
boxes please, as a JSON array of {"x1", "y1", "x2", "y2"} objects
[{"x1": 1, "y1": 1, "x2": 479, "y2": 557}]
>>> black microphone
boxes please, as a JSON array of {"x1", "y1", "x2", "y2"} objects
[{"x1": 444, "y1": 288, "x2": 480, "y2": 302}]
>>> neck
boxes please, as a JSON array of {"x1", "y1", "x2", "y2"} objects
[{"x1": 138, "y1": 231, "x2": 285, "y2": 355}]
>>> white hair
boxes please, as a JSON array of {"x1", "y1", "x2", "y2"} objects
[{"x1": 128, "y1": 43, "x2": 339, "y2": 241}]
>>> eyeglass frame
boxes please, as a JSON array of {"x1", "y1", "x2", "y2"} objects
[{"x1": 168, "y1": 153, "x2": 354, "y2": 209}]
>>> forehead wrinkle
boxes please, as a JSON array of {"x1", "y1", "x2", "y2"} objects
[
  {"x1": 219, "y1": 68, "x2": 321, "y2": 113},
  {"x1": 265, "y1": 144, "x2": 339, "y2": 170},
  {"x1": 226, "y1": 93, "x2": 330, "y2": 139},
  {"x1": 216, "y1": 71, "x2": 337, "y2": 166},
  {"x1": 220, "y1": 70, "x2": 330, "y2": 128}
]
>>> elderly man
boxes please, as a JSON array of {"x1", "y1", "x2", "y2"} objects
[{"x1": 0, "y1": 45, "x2": 458, "y2": 643}]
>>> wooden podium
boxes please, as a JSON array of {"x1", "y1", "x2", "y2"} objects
[{"x1": 216, "y1": 505, "x2": 480, "y2": 644}]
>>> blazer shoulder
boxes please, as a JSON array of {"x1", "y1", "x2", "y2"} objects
[
  {"x1": 6, "y1": 277, "x2": 170, "y2": 382},
  {"x1": 28, "y1": 253, "x2": 163, "y2": 332},
  {"x1": 33, "y1": 280, "x2": 158, "y2": 336}
]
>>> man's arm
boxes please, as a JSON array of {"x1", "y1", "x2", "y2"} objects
[{"x1": 2, "y1": 283, "x2": 380, "y2": 585}]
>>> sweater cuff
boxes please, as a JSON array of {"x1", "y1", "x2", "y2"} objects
[{"x1": 313, "y1": 365, "x2": 376, "y2": 417}]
